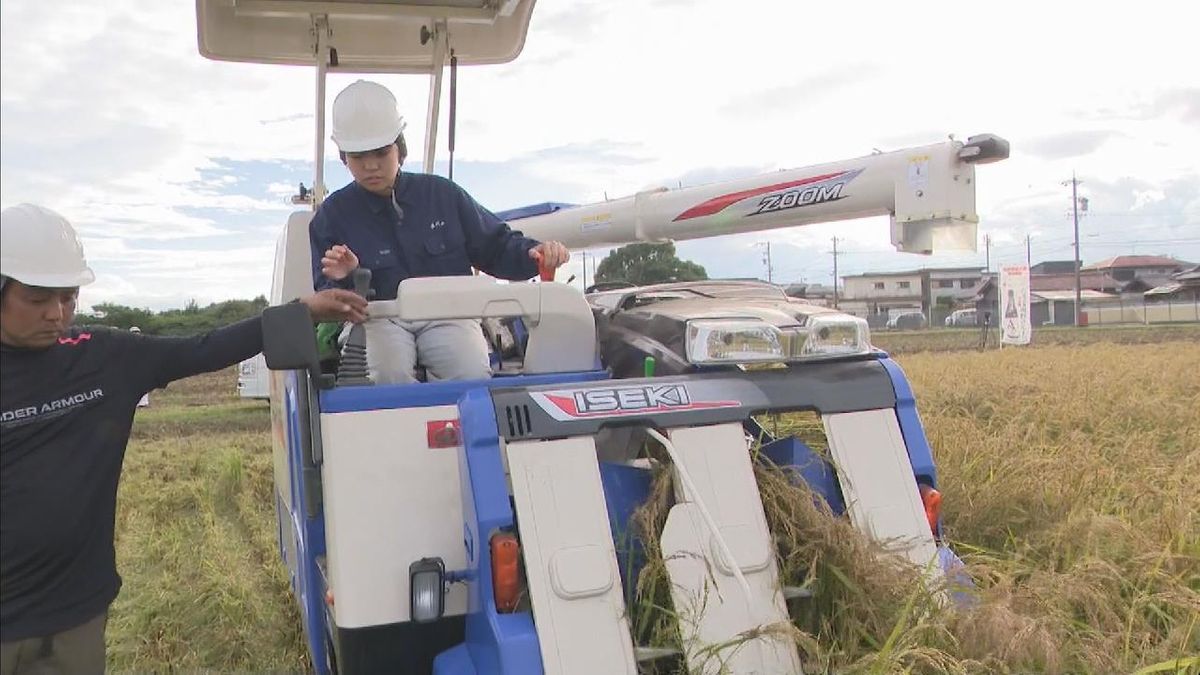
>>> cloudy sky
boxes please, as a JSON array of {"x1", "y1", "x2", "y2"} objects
[{"x1": 2, "y1": 0, "x2": 1197, "y2": 310}]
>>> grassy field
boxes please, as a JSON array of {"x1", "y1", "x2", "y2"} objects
[{"x1": 108, "y1": 328, "x2": 1199, "y2": 673}]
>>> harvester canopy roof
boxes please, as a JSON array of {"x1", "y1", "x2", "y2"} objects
[{"x1": 196, "y1": 0, "x2": 536, "y2": 72}]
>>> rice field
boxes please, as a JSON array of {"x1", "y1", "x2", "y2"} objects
[{"x1": 108, "y1": 327, "x2": 1200, "y2": 673}]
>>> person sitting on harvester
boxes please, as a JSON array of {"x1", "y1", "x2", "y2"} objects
[{"x1": 309, "y1": 79, "x2": 570, "y2": 385}]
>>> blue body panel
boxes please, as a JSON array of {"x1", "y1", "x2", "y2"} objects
[
  {"x1": 452, "y1": 388, "x2": 544, "y2": 674},
  {"x1": 760, "y1": 437, "x2": 846, "y2": 515},
  {"x1": 878, "y1": 357, "x2": 938, "y2": 486},
  {"x1": 282, "y1": 371, "x2": 333, "y2": 673},
  {"x1": 597, "y1": 462, "x2": 653, "y2": 606},
  {"x1": 493, "y1": 202, "x2": 577, "y2": 221},
  {"x1": 318, "y1": 371, "x2": 607, "y2": 413}
]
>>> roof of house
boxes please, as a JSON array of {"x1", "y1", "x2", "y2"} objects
[
  {"x1": 971, "y1": 272, "x2": 1121, "y2": 300},
  {"x1": 1031, "y1": 272, "x2": 1122, "y2": 292},
  {"x1": 1030, "y1": 260, "x2": 1079, "y2": 273},
  {"x1": 1032, "y1": 290, "x2": 1118, "y2": 301},
  {"x1": 841, "y1": 266, "x2": 984, "y2": 280},
  {"x1": 1172, "y1": 265, "x2": 1200, "y2": 282},
  {"x1": 1081, "y1": 255, "x2": 1193, "y2": 271}
]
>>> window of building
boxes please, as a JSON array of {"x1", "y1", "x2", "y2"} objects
[
  {"x1": 897, "y1": 281, "x2": 912, "y2": 289},
  {"x1": 873, "y1": 282, "x2": 885, "y2": 290},
  {"x1": 960, "y1": 279, "x2": 975, "y2": 288},
  {"x1": 937, "y1": 279, "x2": 954, "y2": 288}
]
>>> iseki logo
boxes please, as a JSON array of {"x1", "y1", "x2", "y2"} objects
[
  {"x1": 573, "y1": 384, "x2": 691, "y2": 414},
  {"x1": 532, "y1": 384, "x2": 741, "y2": 420}
]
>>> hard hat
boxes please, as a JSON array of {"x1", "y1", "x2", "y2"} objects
[
  {"x1": 331, "y1": 80, "x2": 406, "y2": 153},
  {"x1": 130, "y1": 326, "x2": 142, "y2": 333},
  {"x1": 0, "y1": 204, "x2": 96, "y2": 288}
]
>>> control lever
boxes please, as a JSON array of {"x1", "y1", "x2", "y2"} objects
[
  {"x1": 532, "y1": 250, "x2": 555, "y2": 282},
  {"x1": 336, "y1": 268, "x2": 374, "y2": 387}
]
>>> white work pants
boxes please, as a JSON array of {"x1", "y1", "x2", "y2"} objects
[{"x1": 346, "y1": 318, "x2": 492, "y2": 385}]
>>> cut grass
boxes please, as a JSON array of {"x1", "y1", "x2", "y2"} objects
[{"x1": 107, "y1": 334, "x2": 1200, "y2": 672}]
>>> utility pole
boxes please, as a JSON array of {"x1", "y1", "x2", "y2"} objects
[
  {"x1": 984, "y1": 234, "x2": 991, "y2": 272},
  {"x1": 1063, "y1": 172, "x2": 1084, "y2": 326},
  {"x1": 1026, "y1": 234, "x2": 1032, "y2": 268},
  {"x1": 831, "y1": 236, "x2": 840, "y2": 308},
  {"x1": 581, "y1": 251, "x2": 588, "y2": 291},
  {"x1": 756, "y1": 242, "x2": 773, "y2": 283}
]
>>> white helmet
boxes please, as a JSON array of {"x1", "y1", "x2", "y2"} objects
[
  {"x1": 130, "y1": 326, "x2": 142, "y2": 333},
  {"x1": 0, "y1": 204, "x2": 96, "y2": 288},
  {"x1": 331, "y1": 80, "x2": 406, "y2": 153}
]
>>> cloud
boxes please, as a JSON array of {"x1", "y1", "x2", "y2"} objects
[
  {"x1": 1023, "y1": 130, "x2": 1124, "y2": 160},
  {"x1": 526, "y1": 140, "x2": 651, "y2": 166},
  {"x1": 720, "y1": 63, "x2": 882, "y2": 117}
]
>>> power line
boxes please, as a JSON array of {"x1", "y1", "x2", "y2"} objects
[{"x1": 755, "y1": 242, "x2": 773, "y2": 282}]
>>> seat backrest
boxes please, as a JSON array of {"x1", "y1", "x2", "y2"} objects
[
  {"x1": 270, "y1": 211, "x2": 316, "y2": 305},
  {"x1": 378, "y1": 276, "x2": 598, "y2": 375}
]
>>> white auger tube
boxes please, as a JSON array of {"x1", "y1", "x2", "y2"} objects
[{"x1": 512, "y1": 135, "x2": 1008, "y2": 255}]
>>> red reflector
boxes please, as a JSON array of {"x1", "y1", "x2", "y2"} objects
[
  {"x1": 919, "y1": 484, "x2": 942, "y2": 535},
  {"x1": 491, "y1": 532, "x2": 521, "y2": 613},
  {"x1": 426, "y1": 420, "x2": 461, "y2": 448}
]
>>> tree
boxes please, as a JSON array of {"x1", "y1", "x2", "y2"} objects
[{"x1": 594, "y1": 242, "x2": 708, "y2": 287}]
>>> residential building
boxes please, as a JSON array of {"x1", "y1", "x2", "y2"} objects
[
  {"x1": 1082, "y1": 255, "x2": 1193, "y2": 282},
  {"x1": 1030, "y1": 260, "x2": 1080, "y2": 275},
  {"x1": 840, "y1": 266, "x2": 985, "y2": 326},
  {"x1": 1145, "y1": 266, "x2": 1200, "y2": 303}
]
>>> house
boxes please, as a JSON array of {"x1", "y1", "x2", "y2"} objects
[
  {"x1": 972, "y1": 270, "x2": 1124, "y2": 326},
  {"x1": 783, "y1": 282, "x2": 836, "y2": 306},
  {"x1": 1030, "y1": 260, "x2": 1080, "y2": 275},
  {"x1": 840, "y1": 266, "x2": 986, "y2": 326},
  {"x1": 1144, "y1": 265, "x2": 1200, "y2": 303},
  {"x1": 1082, "y1": 255, "x2": 1193, "y2": 284}
]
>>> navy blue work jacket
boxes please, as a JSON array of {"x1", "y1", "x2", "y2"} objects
[{"x1": 309, "y1": 173, "x2": 541, "y2": 300}]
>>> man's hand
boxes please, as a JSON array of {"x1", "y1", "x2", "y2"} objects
[
  {"x1": 301, "y1": 289, "x2": 368, "y2": 324},
  {"x1": 529, "y1": 241, "x2": 570, "y2": 270},
  {"x1": 321, "y1": 244, "x2": 360, "y2": 281}
]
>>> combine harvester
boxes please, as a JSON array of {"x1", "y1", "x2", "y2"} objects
[{"x1": 196, "y1": 1, "x2": 1008, "y2": 673}]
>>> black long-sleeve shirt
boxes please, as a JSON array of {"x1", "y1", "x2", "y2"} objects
[{"x1": 0, "y1": 318, "x2": 263, "y2": 641}]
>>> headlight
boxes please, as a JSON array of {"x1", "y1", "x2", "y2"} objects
[
  {"x1": 795, "y1": 314, "x2": 871, "y2": 359},
  {"x1": 685, "y1": 316, "x2": 871, "y2": 365},
  {"x1": 686, "y1": 319, "x2": 785, "y2": 364}
]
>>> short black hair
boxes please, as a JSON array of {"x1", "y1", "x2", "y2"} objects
[{"x1": 339, "y1": 133, "x2": 407, "y2": 164}]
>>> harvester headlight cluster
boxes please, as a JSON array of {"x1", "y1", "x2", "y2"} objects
[{"x1": 684, "y1": 315, "x2": 871, "y2": 365}]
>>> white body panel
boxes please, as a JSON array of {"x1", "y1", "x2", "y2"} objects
[
  {"x1": 506, "y1": 437, "x2": 638, "y2": 675},
  {"x1": 660, "y1": 424, "x2": 802, "y2": 675},
  {"x1": 513, "y1": 141, "x2": 979, "y2": 256},
  {"x1": 320, "y1": 406, "x2": 468, "y2": 627},
  {"x1": 371, "y1": 276, "x2": 598, "y2": 374},
  {"x1": 823, "y1": 410, "x2": 939, "y2": 570}
]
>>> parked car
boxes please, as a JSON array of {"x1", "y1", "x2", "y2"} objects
[
  {"x1": 944, "y1": 308, "x2": 978, "y2": 327},
  {"x1": 887, "y1": 311, "x2": 927, "y2": 330}
]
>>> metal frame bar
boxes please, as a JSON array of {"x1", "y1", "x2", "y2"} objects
[
  {"x1": 313, "y1": 14, "x2": 330, "y2": 208},
  {"x1": 234, "y1": 0, "x2": 501, "y2": 24},
  {"x1": 423, "y1": 20, "x2": 449, "y2": 175}
]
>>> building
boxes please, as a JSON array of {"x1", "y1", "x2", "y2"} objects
[
  {"x1": 1081, "y1": 255, "x2": 1193, "y2": 283},
  {"x1": 840, "y1": 266, "x2": 986, "y2": 326},
  {"x1": 1030, "y1": 260, "x2": 1080, "y2": 275},
  {"x1": 1145, "y1": 265, "x2": 1200, "y2": 303},
  {"x1": 783, "y1": 282, "x2": 836, "y2": 306}
]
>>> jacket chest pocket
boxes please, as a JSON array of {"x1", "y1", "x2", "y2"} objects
[{"x1": 420, "y1": 226, "x2": 469, "y2": 272}]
